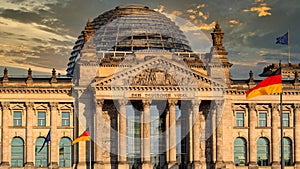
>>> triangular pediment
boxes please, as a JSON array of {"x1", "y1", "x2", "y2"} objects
[{"x1": 93, "y1": 56, "x2": 225, "y2": 90}]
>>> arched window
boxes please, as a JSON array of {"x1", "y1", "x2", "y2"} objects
[
  {"x1": 280, "y1": 137, "x2": 292, "y2": 166},
  {"x1": 11, "y1": 137, "x2": 24, "y2": 167},
  {"x1": 257, "y1": 137, "x2": 270, "y2": 166},
  {"x1": 35, "y1": 137, "x2": 48, "y2": 167},
  {"x1": 59, "y1": 137, "x2": 72, "y2": 167},
  {"x1": 234, "y1": 137, "x2": 247, "y2": 166}
]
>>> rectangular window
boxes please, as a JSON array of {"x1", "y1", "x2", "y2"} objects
[
  {"x1": 282, "y1": 113, "x2": 289, "y2": 127},
  {"x1": 61, "y1": 112, "x2": 70, "y2": 126},
  {"x1": 259, "y1": 112, "x2": 267, "y2": 127},
  {"x1": 37, "y1": 112, "x2": 46, "y2": 126},
  {"x1": 236, "y1": 112, "x2": 244, "y2": 127},
  {"x1": 13, "y1": 111, "x2": 22, "y2": 126}
]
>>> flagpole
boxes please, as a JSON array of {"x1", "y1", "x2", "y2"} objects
[
  {"x1": 89, "y1": 139, "x2": 92, "y2": 169},
  {"x1": 288, "y1": 29, "x2": 290, "y2": 64},
  {"x1": 50, "y1": 128, "x2": 52, "y2": 169},
  {"x1": 279, "y1": 62, "x2": 285, "y2": 169}
]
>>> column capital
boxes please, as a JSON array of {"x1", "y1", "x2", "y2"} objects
[
  {"x1": 168, "y1": 99, "x2": 178, "y2": 107},
  {"x1": 25, "y1": 102, "x2": 34, "y2": 110},
  {"x1": 271, "y1": 103, "x2": 280, "y2": 116},
  {"x1": 248, "y1": 103, "x2": 256, "y2": 111},
  {"x1": 117, "y1": 99, "x2": 128, "y2": 107},
  {"x1": 1, "y1": 102, "x2": 10, "y2": 110},
  {"x1": 192, "y1": 100, "x2": 201, "y2": 108},
  {"x1": 271, "y1": 103, "x2": 280, "y2": 110},
  {"x1": 142, "y1": 99, "x2": 152, "y2": 108},
  {"x1": 96, "y1": 99, "x2": 104, "y2": 107},
  {"x1": 293, "y1": 103, "x2": 300, "y2": 110},
  {"x1": 49, "y1": 102, "x2": 59, "y2": 111}
]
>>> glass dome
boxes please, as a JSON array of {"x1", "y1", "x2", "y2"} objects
[{"x1": 67, "y1": 4, "x2": 192, "y2": 76}]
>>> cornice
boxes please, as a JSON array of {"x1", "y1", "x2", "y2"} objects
[
  {"x1": 0, "y1": 88, "x2": 71, "y2": 94},
  {"x1": 226, "y1": 89, "x2": 300, "y2": 96},
  {"x1": 95, "y1": 86, "x2": 225, "y2": 92}
]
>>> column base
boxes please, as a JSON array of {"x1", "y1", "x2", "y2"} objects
[
  {"x1": 118, "y1": 162, "x2": 129, "y2": 169},
  {"x1": 214, "y1": 161, "x2": 226, "y2": 169},
  {"x1": 25, "y1": 162, "x2": 34, "y2": 169},
  {"x1": 94, "y1": 161, "x2": 103, "y2": 169},
  {"x1": 193, "y1": 161, "x2": 202, "y2": 169},
  {"x1": 50, "y1": 162, "x2": 59, "y2": 169},
  {"x1": 0, "y1": 162, "x2": 9, "y2": 169},
  {"x1": 271, "y1": 161, "x2": 280, "y2": 169},
  {"x1": 248, "y1": 162, "x2": 258, "y2": 169},
  {"x1": 295, "y1": 161, "x2": 300, "y2": 169},
  {"x1": 186, "y1": 163, "x2": 193, "y2": 169},
  {"x1": 76, "y1": 162, "x2": 89, "y2": 169},
  {"x1": 141, "y1": 161, "x2": 153, "y2": 169},
  {"x1": 167, "y1": 161, "x2": 179, "y2": 169}
]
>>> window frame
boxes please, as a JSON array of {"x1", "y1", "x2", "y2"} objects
[
  {"x1": 257, "y1": 137, "x2": 270, "y2": 166},
  {"x1": 13, "y1": 111, "x2": 22, "y2": 126},
  {"x1": 11, "y1": 137, "x2": 24, "y2": 167},
  {"x1": 59, "y1": 137, "x2": 72, "y2": 167},
  {"x1": 234, "y1": 137, "x2": 247, "y2": 166},
  {"x1": 235, "y1": 111, "x2": 245, "y2": 127},
  {"x1": 282, "y1": 112, "x2": 290, "y2": 127},
  {"x1": 35, "y1": 137, "x2": 48, "y2": 167},
  {"x1": 258, "y1": 112, "x2": 267, "y2": 127},
  {"x1": 61, "y1": 111, "x2": 70, "y2": 126},
  {"x1": 280, "y1": 137, "x2": 293, "y2": 166},
  {"x1": 37, "y1": 111, "x2": 46, "y2": 126}
]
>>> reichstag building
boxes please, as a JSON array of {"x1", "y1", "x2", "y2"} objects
[{"x1": 1, "y1": 4, "x2": 300, "y2": 169}]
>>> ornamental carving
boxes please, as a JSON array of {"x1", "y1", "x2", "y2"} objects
[
  {"x1": 168, "y1": 99, "x2": 178, "y2": 107},
  {"x1": 142, "y1": 99, "x2": 152, "y2": 109},
  {"x1": 248, "y1": 103, "x2": 256, "y2": 111},
  {"x1": 293, "y1": 103, "x2": 300, "y2": 110},
  {"x1": 131, "y1": 68, "x2": 177, "y2": 86}
]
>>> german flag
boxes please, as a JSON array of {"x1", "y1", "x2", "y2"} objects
[
  {"x1": 246, "y1": 68, "x2": 282, "y2": 99},
  {"x1": 72, "y1": 128, "x2": 90, "y2": 145}
]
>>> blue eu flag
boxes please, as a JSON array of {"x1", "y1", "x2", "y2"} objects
[
  {"x1": 38, "y1": 130, "x2": 50, "y2": 153},
  {"x1": 276, "y1": 32, "x2": 288, "y2": 45}
]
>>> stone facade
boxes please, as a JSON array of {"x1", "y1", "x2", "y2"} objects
[{"x1": 1, "y1": 5, "x2": 300, "y2": 169}]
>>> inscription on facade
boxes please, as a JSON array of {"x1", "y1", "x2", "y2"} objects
[{"x1": 130, "y1": 93, "x2": 190, "y2": 98}]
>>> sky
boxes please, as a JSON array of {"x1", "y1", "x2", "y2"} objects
[{"x1": 0, "y1": 0, "x2": 299, "y2": 78}]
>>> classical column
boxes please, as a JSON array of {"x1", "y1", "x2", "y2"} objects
[
  {"x1": 168, "y1": 99, "x2": 178, "y2": 167},
  {"x1": 180, "y1": 101, "x2": 190, "y2": 168},
  {"x1": 192, "y1": 100, "x2": 201, "y2": 169},
  {"x1": 142, "y1": 99, "x2": 152, "y2": 169},
  {"x1": 0, "y1": 102, "x2": 10, "y2": 167},
  {"x1": 215, "y1": 101, "x2": 223, "y2": 163},
  {"x1": 50, "y1": 102, "x2": 59, "y2": 169},
  {"x1": 118, "y1": 99, "x2": 129, "y2": 169},
  {"x1": 248, "y1": 103, "x2": 258, "y2": 168},
  {"x1": 165, "y1": 106, "x2": 170, "y2": 165},
  {"x1": 271, "y1": 104, "x2": 280, "y2": 167},
  {"x1": 294, "y1": 104, "x2": 300, "y2": 168},
  {"x1": 25, "y1": 102, "x2": 34, "y2": 168},
  {"x1": 94, "y1": 99, "x2": 104, "y2": 168}
]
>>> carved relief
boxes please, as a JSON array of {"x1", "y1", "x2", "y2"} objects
[{"x1": 131, "y1": 68, "x2": 177, "y2": 86}]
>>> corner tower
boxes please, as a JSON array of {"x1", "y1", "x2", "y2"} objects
[{"x1": 207, "y1": 23, "x2": 232, "y2": 86}]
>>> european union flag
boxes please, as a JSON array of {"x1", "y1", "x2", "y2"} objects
[
  {"x1": 276, "y1": 32, "x2": 288, "y2": 45},
  {"x1": 38, "y1": 130, "x2": 50, "y2": 153}
]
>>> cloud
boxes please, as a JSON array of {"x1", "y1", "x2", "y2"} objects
[
  {"x1": 243, "y1": 3, "x2": 271, "y2": 17},
  {"x1": 196, "y1": 4, "x2": 205, "y2": 9}
]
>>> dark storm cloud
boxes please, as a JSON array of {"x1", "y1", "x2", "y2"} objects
[
  {"x1": 15, "y1": 45, "x2": 70, "y2": 70},
  {"x1": 0, "y1": 8, "x2": 43, "y2": 23},
  {"x1": 7, "y1": 0, "x2": 27, "y2": 4}
]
